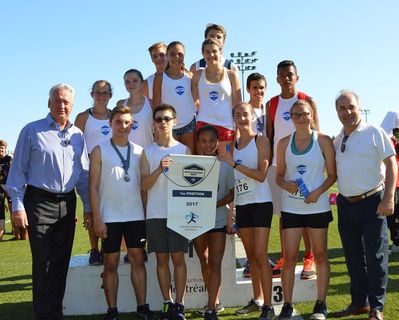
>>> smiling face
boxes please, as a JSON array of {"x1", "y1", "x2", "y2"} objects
[
  {"x1": 110, "y1": 112, "x2": 133, "y2": 141},
  {"x1": 247, "y1": 79, "x2": 266, "y2": 104},
  {"x1": 151, "y1": 46, "x2": 167, "y2": 70},
  {"x1": 336, "y1": 93, "x2": 362, "y2": 131},
  {"x1": 48, "y1": 88, "x2": 74, "y2": 126},
  {"x1": 202, "y1": 43, "x2": 221, "y2": 66},
  {"x1": 233, "y1": 103, "x2": 253, "y2": 130},
  {"x1": 0, "y1": 145, "x2": 6, "y2": 158},
  {"x1": 290, "y1": 100, "x2": 312, "y2": 129},
  {"x1": 197, "y1": 129, "x2": 218, "y2": 156},
  {"x1": 91, "y1": 81, "x2": 112, "y2": 107},
  {"x1": 167, "y1": 43, "x2": 185, "y2": 70},
  {"x1": 124, "y1": 71, "x2": 143, "y2": 95}
]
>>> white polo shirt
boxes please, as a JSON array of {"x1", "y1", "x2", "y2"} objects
[{"x1": 334, "y1": 121, "x2": 395, "y2": 197}]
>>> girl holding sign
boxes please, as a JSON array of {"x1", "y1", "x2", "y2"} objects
[
  {"x1": 275, "y1": 99, "x2": 336, "y2": 320},
  {"x1": 193, "y1": 125, "x2": 235, "y2": 320},
  {"x1": 220, "y1": 103, "x2": 275, "y2": 320}
]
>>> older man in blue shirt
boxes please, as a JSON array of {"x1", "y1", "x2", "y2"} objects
[{"x1": 7, "y1": 83, "x2": 91, "y2": 320}]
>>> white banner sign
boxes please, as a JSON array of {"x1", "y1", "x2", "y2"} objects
[{"x1": 167, "y1": 154, "x2": 220, "y2": 240}]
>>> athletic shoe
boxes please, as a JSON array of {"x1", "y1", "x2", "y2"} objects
[
  {"x1": 137, "y1": 303, "x2": 157, "y2": 320},
  {"x1": 204, "y1": 310, "x2": 218, "y2": 320},
  {"x1": 197, "y1": 302, "x2": 225, "y2": 315},
  {"x1": 103, "y1": 308, "x2": 118, "y2": 320},
  {"x1": 235, "y1": 299, "x2": 262, "y2": 315},
  {"x1": 310, "y1": 300, "x2": 328, "y2": 320},
  {"x1": 172, "y1": 303, "x2": 186, "y2": 320},
  {"x1": 272, "y1": 258, "x2": 284, "y2": 278},
  {"x1": 278, "y1": 302, "x2": 293, "y2": 320},
  {"x1": 391, "y1": 243, "x2": 399, "y2": 254},
  {"x1": 242, "y1": 260, "x2": 251, "y2": 278},
  {"x1": 160, "y1": 302, "x2": 174, "y2": 320},
  {"x1": 259, "y1": 305, "x2": 275, "y2": 320},
  {"x1": 301, "y1": 257, "x2": 316, "y2": 279},
  {"x1": 88, "y1": 248, "x2": 103, "y2": 265}
]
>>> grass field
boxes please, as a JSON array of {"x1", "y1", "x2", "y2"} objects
[{"x1": 1, "y1": 196, "x2": 398, "y2": 320}]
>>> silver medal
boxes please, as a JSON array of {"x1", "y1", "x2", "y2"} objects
[{"x1": 124, "y1": 174, "x2": 131, "y2": 182}]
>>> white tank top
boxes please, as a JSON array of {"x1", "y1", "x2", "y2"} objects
[
  {"x1": 233, "y1": 136, "x2": 272, "y2": 206},
  {"x1": 196, "y1": 68, "x2": 234, "y2": 130},
  {"x1": 281, "y1": 131, "x2": 330, "y2": 214},
  {"x1": 272, "y1": 94, "x2": 300, "y2": 166},
  {"x1": 161, "y1": 72, "x2": 196, "y2": 129},
  {"x1": 84, "y1": 110, "x2": 111, "y2": 153},
  {"x1": 99, "y1": 140, "x2": 144, "y2": 222},
  {"x1": 124, "y1": 97, "x2": 154, "y2": 148},
  {"x1": 146, "y1": 74, "x2": 155, "y2": 100},
  {"x1": 145, "y1": 142, "x2": 187, "y2": 219},
  {"x1": 252, "y1": 106, "x2": 266, "y2": 136}
]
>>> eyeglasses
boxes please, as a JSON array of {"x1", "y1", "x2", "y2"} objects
[
  {"x1": 341, "y1": 135, "x2": 349, "y2": 153},
  {"x1": 291, "y1": 112, "x2": 311, "y2": 120},
  {"x1": 154, "y1": 117, "x2": 175, "y2": 123},
  {"x1": 93, "y1": 91, "x2": 111, "y2": 96}
]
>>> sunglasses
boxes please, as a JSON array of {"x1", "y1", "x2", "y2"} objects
[
  {"x1": 154, "y1": 116, "x2": 175, "y2": 123},
  {"x1": 341, "y1": 135, "x2": 349, "y2": 153}
]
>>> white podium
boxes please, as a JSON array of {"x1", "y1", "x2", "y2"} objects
[{"x1": 63, "y1": 235, "x2": 316, "y2": 315}]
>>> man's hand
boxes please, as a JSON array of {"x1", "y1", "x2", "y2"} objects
[
  {"x1": 93, "y1": 220, "x2": 107, "y2": 239},
  {"x1": 12, "y1": 210, "x2": 28, "y2": 228},
  {"x1": 377, "y1": 197, "x2": 395, "y2": 216}
]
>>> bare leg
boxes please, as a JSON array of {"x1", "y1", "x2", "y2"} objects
[
  {"x1": 193, "y1": 234, "x2": 210, "y2": 286},
  {"x1": 103, "y1": 252, "x2": 120, "y2": 308},
  {"x1": 129, "y1": 248, "x2": 146, "y2": 305},
  {"x1": 303, "y1": 228, "x2": 312, "y2": 256},
  {"x1": 307, "y1": 227, "x2": 330, "y2": 301},
  {"x1": 155, "y1": 253, "x2": 172, "y2": 301},
  {"x1": 171, "y1": 252, "x2": 187, "y2": 304},
  {"x1": 281, "y1": 228, "x2": 302, "y2": 303}
]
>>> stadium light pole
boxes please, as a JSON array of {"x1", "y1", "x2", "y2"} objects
[
  {"x1": 361, "y1": 108, "x2": 371, "y2": 122},
  {"x1": 230, "y1": 51, "x2": 258, "y2": 101}
]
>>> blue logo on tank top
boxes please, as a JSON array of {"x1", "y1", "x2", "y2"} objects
[
  {"x1": 209, "y1": 91, "x2": 219, "y2": 101},
  {"x1": 236, "y1": 159, "x2": 242, "y2": 165},
  {"x1": 296, "y1": 165, "x2": 307, "y2": 175},
  {"x1": 256, "y1": 120, "x2": 264, "y2": 133},
  {"x1": 282, "y1": 111, "x2": 291, "y2": 121},
  {"x1": 132, "y1": 120, "x2": 138, "y2": 131},
  {"x1": 175, "y1": 86, "x2": 184, "y2": 95},
  {"x1": 101, "y1": 125, "x2": 110, "y2": 135}
]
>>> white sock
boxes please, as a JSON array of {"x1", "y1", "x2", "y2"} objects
[{"x1": 254, "y1": 299, "x2": 264, "y2": 307}]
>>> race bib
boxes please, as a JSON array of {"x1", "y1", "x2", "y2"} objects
[
  {"x1": 288, "y1": 183, "x2": 312, "y2": 200},
  {"x1": 235, "y1": 177, "x2": 255, "y2": 197}
]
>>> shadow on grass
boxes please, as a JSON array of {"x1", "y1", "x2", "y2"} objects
[
  {"x1": 0, "y1": 274, "x2": 32, "y2": 293},
  {"x1": 0, "y1": 302, "x2": 34, "y2": 320}
]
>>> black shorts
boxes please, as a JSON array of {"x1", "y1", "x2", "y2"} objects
[
  {"x1": 281, "y1": 211, "x2": 333, "y2": 229},
  {"x1": 236, "y1": 202, "x2": 273, "y2": 228},
  {"x1": 207, "y1": 226, "x2": 227, "y2": 234},
  {"x1": 102, "y1": 220, "x2": 146, "y2": 253}
]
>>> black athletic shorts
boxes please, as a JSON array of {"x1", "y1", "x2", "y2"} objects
[
  {"x1": 281, "y1": 211, "x2": 333, "y2": 229},
  {"x1": 236, "y1": 202, "x2": 273, "y2": 228},
  {"x1": 102, "y1": 220, "x2": 146, "y2": 253}
]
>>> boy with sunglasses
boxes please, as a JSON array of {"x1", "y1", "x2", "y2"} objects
[{"x1": 140, "y1": 104, "x2": 191, "y2": 320}]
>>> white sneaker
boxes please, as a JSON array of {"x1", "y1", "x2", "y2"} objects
[{"x1": 391, "y1": 244, "x2": 399, "y2": 254}]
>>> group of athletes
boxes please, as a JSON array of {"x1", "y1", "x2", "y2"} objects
[{"x1": 72, "y1": 21, "x2": 345, "y2": 320}]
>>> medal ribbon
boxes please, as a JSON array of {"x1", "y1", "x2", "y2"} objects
[{"x1": 110, "y1": 139, "x2": 131, "y2": 177}]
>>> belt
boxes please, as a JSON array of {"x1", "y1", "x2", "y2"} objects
[
  {"x1": 26, "y1": 185, "x2": 75, "y2": 200},
  {"x1": 343, "y1": 184, "x2": 384, "y2": 203}
]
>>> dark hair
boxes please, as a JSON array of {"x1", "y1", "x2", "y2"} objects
[
  {"x1": 196, "y1": 125, "x2": 219, "y2": 140},
  {"x1": 246, "y1": 72, "x2": 267, "y2": 89},
  {"x1": 153, "y1": 104, "x2": 177, "y2": 120},
  {"x1": 0, "y1": 140, "x2": 7, "y2": 148},
  {"x1": 124, "y1": 69, "x2": 144, "y2": 82},
  {"x1": 201, "y1": 38, "x2": 221, "y2": 53},
  {"x1": 204, "y1": 23, "x2": 226, "y2": 40},
  {"x1": 166, "y1": 41, "x2": 185, "y2": 72},
  {"x1": 110, "y1": 105, "x2": 133, "y2": 122},
  {"x1": 91, "y1": 80, "x2": 112, "y2": 94},
  {"x1": 277, "y1": 60, "x2": 297, "y2": 74}
]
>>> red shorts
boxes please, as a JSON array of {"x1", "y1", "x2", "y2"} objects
[{"x1": 196, "y1": 121, "x2": 235, "y2": 141}]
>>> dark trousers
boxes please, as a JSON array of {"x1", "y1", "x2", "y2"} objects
[
  {"x1": 24, "y1": 186, "x2": 76, "y2": 320},
  {"x1": 337, "y1": 192, "x2": 388, "y2": 311},
  {"x1": 387, "y1": 188, "x2": 399, "y2": 245}
]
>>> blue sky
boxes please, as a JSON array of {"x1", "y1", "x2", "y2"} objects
[{"x1": 1, "y1": 0, "x2": 398, "y2": 150}]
